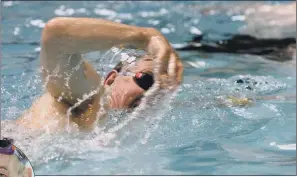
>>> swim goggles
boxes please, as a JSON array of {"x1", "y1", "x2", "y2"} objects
[
  {"x1": 0, "y1": 138, "x2": 28, "y2": 165},
  {"x1": 113, "y1": 58, "x2": 154, "y2": 91},
  {"x1": 120, "y1": 71, "x2": 154, "y2": 91}
]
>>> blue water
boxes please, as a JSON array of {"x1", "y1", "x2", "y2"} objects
[{"x1": 1, "y1": 1, "x2": 296, "y2": 175}]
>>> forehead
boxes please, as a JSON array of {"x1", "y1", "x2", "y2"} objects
[{"x1": 0, "y1": 154, "x2": 10, "y2": 168}]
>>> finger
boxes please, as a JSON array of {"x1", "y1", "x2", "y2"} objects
[
  {"x1": 153, "y1": 57, "x2": 166, "y2": 90},
  {"x1": 168, "y1": 53, "x2": 177, "y2": 85},
  {"x1": 160, "y1": 48, "x2": 170, "y2": 74},
  {"x1": 176, "y1": 59, "x2": 184, "y2": 84},
  {"x1": 147, "y1": 36, "x2": 161, "y2": 55},
  {"x1": 170, "y1": 51, "x2": 183, "y2": 85},
  {"x1": 153, "y1": 50, "x2": 169, "y2": 82}
]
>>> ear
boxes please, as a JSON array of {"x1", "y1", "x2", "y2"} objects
[{"x1": 104, "y1": 70, "x2": 118, "y2": 86}]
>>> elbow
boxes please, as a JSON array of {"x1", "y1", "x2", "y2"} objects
[
  {"x1": 146, "y1": 27, "x2": 163, "y2": 36},
  {"x1": 41, "y1": 17, "x2": 68, "y2": 45}
]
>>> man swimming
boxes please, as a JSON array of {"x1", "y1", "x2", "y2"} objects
[
  {"x1": 17, "y1": 17, "x2": 183, "y2": 131},
  {"x1": 177, "y1": 2, "x2": 296, "y2": 62}
]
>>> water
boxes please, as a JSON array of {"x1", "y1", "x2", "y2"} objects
[{"x1": 1, "y1": 1, "x2": 296, "y2": 175}]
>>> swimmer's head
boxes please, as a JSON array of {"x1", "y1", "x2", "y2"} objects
[
  {"x1": 0, "y1": 139, "x2": 32, "y2": 177},
  {"x1": 104, "y1": 54, "x2": 154, "y2": 109}
]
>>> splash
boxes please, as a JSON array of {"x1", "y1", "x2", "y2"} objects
[{"x1": 1, "y1": 47, "x2": 180, "y2": 168}]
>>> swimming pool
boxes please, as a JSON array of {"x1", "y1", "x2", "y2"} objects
[{"x1": 1, "y1": 1, "x2": 296, "y2": 175}]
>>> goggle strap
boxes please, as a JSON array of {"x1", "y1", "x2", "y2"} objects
[
  {"x1": 14, "y1": 148, "x2": 28, "y2": 165},
  {"x1": 0, "y1": 145, "x2": 28, "y2": 165},
  {"x1": 0, "y1": 145, "x2": 14, "y2": 155}
]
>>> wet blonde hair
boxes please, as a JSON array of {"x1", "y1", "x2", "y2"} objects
[{"x1": 112, "y1": 54, "x2": 153, "y2": 73}]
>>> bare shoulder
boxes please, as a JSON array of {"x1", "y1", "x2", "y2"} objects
[{"x1": 17, "y1": 93, "x2": 69, "y2": 129}]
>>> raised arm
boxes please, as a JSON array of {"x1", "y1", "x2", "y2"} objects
[
  {"x1": 41, "y1": 17, "x2": 162, "y2": 54},
  {"x1": 41, "y1": 17, "x2": 182, "y2": 106}
]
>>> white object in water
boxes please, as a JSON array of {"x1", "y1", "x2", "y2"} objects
[{"x1": 270, "y1": 142, "x2": 296, "y2": 150}]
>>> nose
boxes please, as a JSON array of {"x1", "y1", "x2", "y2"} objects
[
  {"x1": 110, "y1": 91, "x2": 126, "y2": 108},
  {"x1": 109, "y1": 85, "x2": 133, "y2": 109},
  {"x1": 108, "y1": 76, "x2": 144, "y2": 109}
]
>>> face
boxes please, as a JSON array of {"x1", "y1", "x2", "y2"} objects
[
  {"x1": 0, "y1": 154, "x2": 10, "y2": 177},
  {"x1": 104, "y1": 58, "x2": 153, "y2": 109},
  {"x1": 0, "y1": 154, "x2": 31, "y2": 177}
]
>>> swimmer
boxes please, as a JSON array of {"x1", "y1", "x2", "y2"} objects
[
  {"x1": 17, "y1": 17, "x2": 183, "y2": 131},
  {"x1": 0, "y1": 138, "x2": 32, "y2": 177},
  {"x1": 178, "y1": 2, "x2": 296, "y2": 61}
]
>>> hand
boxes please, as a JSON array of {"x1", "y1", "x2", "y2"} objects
[{"x1": 146, "y1": 35, "x2": 183, "y2": 90}]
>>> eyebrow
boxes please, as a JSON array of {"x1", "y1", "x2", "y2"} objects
[{"x1": 0, "y1": 167, "x2": 7, "y2": 170}]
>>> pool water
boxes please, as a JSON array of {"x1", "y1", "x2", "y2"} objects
[{"x1": 1, "y1": 1, "x2": 296, "y2": 175}]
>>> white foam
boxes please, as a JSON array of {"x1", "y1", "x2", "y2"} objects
[
  {"x1": 75, "y1": 8, "x2": 87, "y2": 14},
  {"x1": 231, "y1": 15, "x2": 246, "y2": 21},
  {"x1": 189, "y1": 26, "x2": 202, "y2": 35},
  {"x1": 118, "y1": 13, "x2": 133, "y2": 20},
  {"x1": 54, "y1": 6, "x2": 75, "y2": 16},
  {"x1": 13, "y1": 27, "x2": 20, "y2": 35},
  {"x1": 94, "y1": 8, "x2": 117, "y2": 17},
  {"x1": 187, "y1": 61, "x2": 206, "y2": 68},
  {"x1": 139, "y1": 8, "x2": 168, "y2": 18},
  {"x1": 241, "y1": 3, "x2": 296, "y2": 38},
  {"x1": 262, "y1": 103, "x2": 279, "y2": 113},
  {"x1": 34, "y1": 47, "x2": 41, "y2": 52},
  {"x1": 270, "y1": 142, "x2": 296, "y2": 150},
  {"x1": 148, "y1": 19, "x2": 160, "y2": 26},
  {"x1": 161, "y1": 28, "x2": 171, "y2": 34},
  {"x1": 159, "y1": 8, "x2": 168, "y2": 15},
  {"x1": 276, "y1": 144, "x2": 296, "y2": 150},
  {"x1": 29, "y1": 19, "x2": 45, "y2": 28},
  {"x1": 171, "y1": 43, "x2": 187, "y2": 48},
  {"x1": 3, "y1": 1, "x2": 14, "y2": 7}
]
